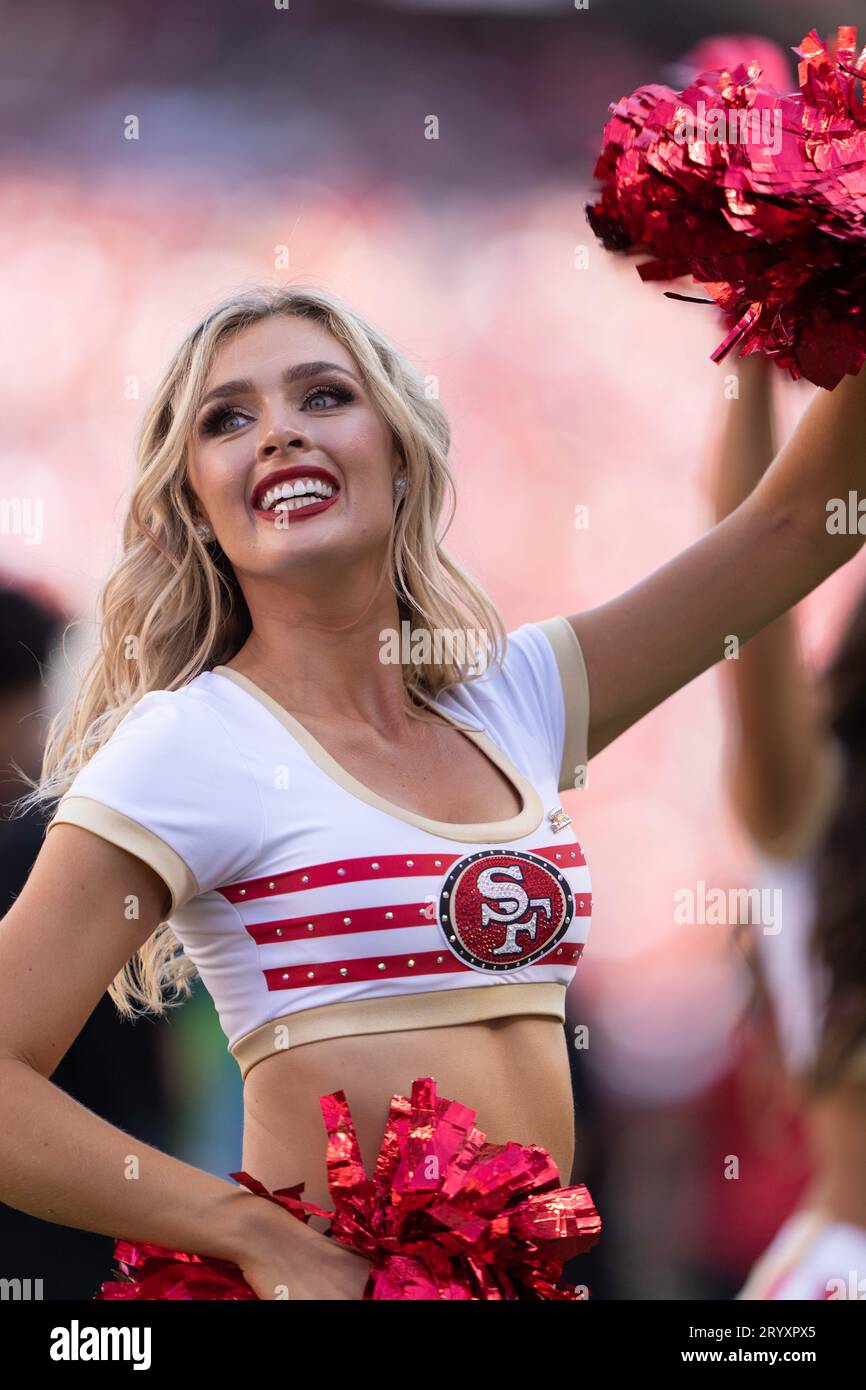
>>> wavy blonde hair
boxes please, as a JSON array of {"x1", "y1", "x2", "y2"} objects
[{"x1": 16, "y1": 283, "x2": 507, "y2": 1019}]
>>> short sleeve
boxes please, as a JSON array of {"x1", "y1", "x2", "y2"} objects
[
  {"x1": 504, "y1": 617, "x2": 591, "y2": 794},
  {"x1": 45, "y1": 690, "x2": 265, "y2": 917}
]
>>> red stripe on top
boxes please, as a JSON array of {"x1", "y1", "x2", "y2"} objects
[
  {"x1": 219, "y1": 852, "x2": 455, "y2": 903},
  {"x1": 218, "y1": 842, "x2": 586, "y2": 904},
  {"x1": 245, "y1": 893, "x2": 591, "y2": 945},
  {"x1": 245, "y1": 900, "x2": 436, "y2": 945},
  {"x1": 264, "y1": 941, "x2": 584, "y2": 990},
  {"x1": 535, "y1": 844, "x2": 587, "y2": 870}
]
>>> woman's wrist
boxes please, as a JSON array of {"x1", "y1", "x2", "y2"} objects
[
  {"x1": 710, "y1": 352, "x2": 776, "y2": 522},
  {"x1": 215, "y1": 1183, "x2": 320, "y2": 1268},
  {"x1": 733, "y1": 350, "x2": 772, "y2": 384}
]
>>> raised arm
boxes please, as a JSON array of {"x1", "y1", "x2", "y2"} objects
[
  {"x1": 0, "y1": 823, "x2": 363, "y2": 1299},
  {"x1": 710, "y1": 356, "x2": 843, "y2": 856},
  {"x1": 565, "y1": 363, "x2": 866, "y2": 762}
]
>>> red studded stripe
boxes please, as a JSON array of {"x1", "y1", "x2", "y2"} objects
[
  {"x1": 245, "y1": 892, "x2": 591, "y2": 945},
  {"x1": 535, "y1": 844, "x2": 587, "y2": 869},
  {"x1": 264, "y1": 941, "x2": 584, "y2": 991},
  {"x1": 244, "y1": 900, "x2": 436, "y2": 945},
  {"x1": 219, "y1": 852, "x2": 454, "y2": 903},
  {"x1": 218, "y1": 842, "x2": 586, "y2": 904}
]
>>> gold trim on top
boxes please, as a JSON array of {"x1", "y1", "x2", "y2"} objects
[
  {"x1": 211, "y1": 664, "x2": 544, "y2": 842},
  {"x1": 535, "y1": 616, "x2": 591, "y2": 793},
  {"x1": 229, "y1": 981, "x2": 568, "y2": 1080},
  {"x1": 45, "y1": 795, "x2": 195, "y2": 918}
]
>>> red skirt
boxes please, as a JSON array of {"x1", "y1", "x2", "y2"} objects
[{"x1": 96, "y1": 1076, "x2": 602, "y2": 1301}]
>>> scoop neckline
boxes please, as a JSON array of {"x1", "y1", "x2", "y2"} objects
[{"x1": 209, "y1": 663, "x2": 544, "y2": 843}]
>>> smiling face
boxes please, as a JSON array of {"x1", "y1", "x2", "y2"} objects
[{"x1": 186, "y1": 314, "x2": 403, "y2": 586}]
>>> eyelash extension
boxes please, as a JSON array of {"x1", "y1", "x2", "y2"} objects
[
  {"x1": 302, "y1": 381, "x2": 355, "y2": 409},
  {"x1": 198, "y1": 381, "x2": 356, "y2": 436}
]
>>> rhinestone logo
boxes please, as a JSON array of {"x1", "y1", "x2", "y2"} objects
[{"x1": 437, "y1": 849, "x2": 575, "y2": 971}]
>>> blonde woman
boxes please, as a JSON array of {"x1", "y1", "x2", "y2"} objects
[{"x1": 2, "y1": 285, "x2": 866, "y2": 1301}]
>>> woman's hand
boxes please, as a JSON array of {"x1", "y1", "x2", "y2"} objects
[{"x1": 235, "y1": 1202, "x2": 373, "y2": 1301}]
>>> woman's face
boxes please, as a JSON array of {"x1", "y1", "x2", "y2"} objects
[{"x1": 186, "y1": 314, "x2": 402, "y2": 585}]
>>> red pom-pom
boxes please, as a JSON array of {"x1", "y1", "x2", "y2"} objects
[
  {"x1": 95, "y1": 1077, "x2": 601, "y2": 1301},
  {"x1": 586, "y1": 26, "x2": 866, "y2": 390},
  {"x1": 319, "y1": 1076, "x2": 601, "y2": 1300},
  {"x1": 94, "y1": 1176, "x2": 320, "y2": 1301}
]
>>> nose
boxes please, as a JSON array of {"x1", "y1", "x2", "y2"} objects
[{"x1": 257, "y1": 419, "x2": 310, "y2": 461}]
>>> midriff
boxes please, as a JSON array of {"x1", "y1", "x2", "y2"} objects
[{"x1": 240, "y1": 1015, "x2": 577, "y2": 1223}]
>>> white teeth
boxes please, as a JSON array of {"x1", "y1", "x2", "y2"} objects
[
  {"x1": 257, "y1": 477, "x2": 336, "y2": 510},
  {"x1": 272, "y1": 495, "x2": 325, "y2": 513}
]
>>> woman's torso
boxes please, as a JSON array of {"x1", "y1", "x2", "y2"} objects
[
  {"x1": 236, "y1": 696, "x2": 578, "y2": 1208},
  {"x1": 241, "y1": 1016, "x2": 577, "y2": 1215},
  {"x1": 49, "y1": 619, "x2": 593, "y2": 1209}
]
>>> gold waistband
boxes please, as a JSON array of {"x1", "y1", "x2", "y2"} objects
[{"x1": 229, "y1": 981, "x2": 568, "y2": 1081}]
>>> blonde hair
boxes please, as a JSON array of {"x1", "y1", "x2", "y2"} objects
[{"x1": 16, "y1": 284, "x2": 507, "y2": 1018}]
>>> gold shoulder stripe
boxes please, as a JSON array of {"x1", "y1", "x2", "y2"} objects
[
  {"x1": 534, "y1": 617, "x2": 591, "y2": 794},
  {"x1": 46, "y1": 796, "x2": 197, "y2": 918}
]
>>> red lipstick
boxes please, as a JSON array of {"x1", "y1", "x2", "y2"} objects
[{"x1": 250, "y1": 464, "x2": 341, "y2": 525}]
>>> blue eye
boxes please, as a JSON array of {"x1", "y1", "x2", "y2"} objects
[
  {"x1": 198, "y1": 381, "x2": 355, "y2": 437},
  {"x1": 199, "y1": 405, "x2": 250, "y2": 437},
  {"x1": 302, "y1": 383, "x2": 356, "y2": 410}
]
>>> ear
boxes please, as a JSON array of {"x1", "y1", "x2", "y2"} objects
[{"x1": 391, "y1": 449, "x2": 408, "y2": 488}]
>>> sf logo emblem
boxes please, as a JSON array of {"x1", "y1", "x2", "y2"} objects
[{"x1": 438, "y1": 849, "x2": 574, "y2": 971}]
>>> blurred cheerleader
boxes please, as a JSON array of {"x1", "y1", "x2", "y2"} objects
[{"x1": 711, "y1": 352, "x2": 866, "y2": 1301}]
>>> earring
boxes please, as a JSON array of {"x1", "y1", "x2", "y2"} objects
[
  {"x1": 195, "y1": 521, "x2": 214, "y2": 543},
  {"x1": 393, "y1": 476, "x2": 407, "y2": 499}
]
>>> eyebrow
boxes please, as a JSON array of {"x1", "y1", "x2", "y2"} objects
[{"x1": 196, "y1": 360, "x2": 361, "y2": 414}]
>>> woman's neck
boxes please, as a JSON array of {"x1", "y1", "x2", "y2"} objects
[{"x1": 228, "y1": 594, "x2": 423, "y2": 734}]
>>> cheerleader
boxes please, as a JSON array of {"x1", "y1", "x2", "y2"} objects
[
  {"x1": 709, "y1": 352, "x2": 866, "y2": 1301},
  {"x1": 2, "y1": 285, "x2": 866, "y2": 1300}
]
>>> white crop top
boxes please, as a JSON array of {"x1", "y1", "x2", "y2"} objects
[
  {"x1": 754, "y1": 849, "x2": 829, "y2": 1080},
  {"x1": 46, "y1": 617, "x2": 592, "y2": 1080}
]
